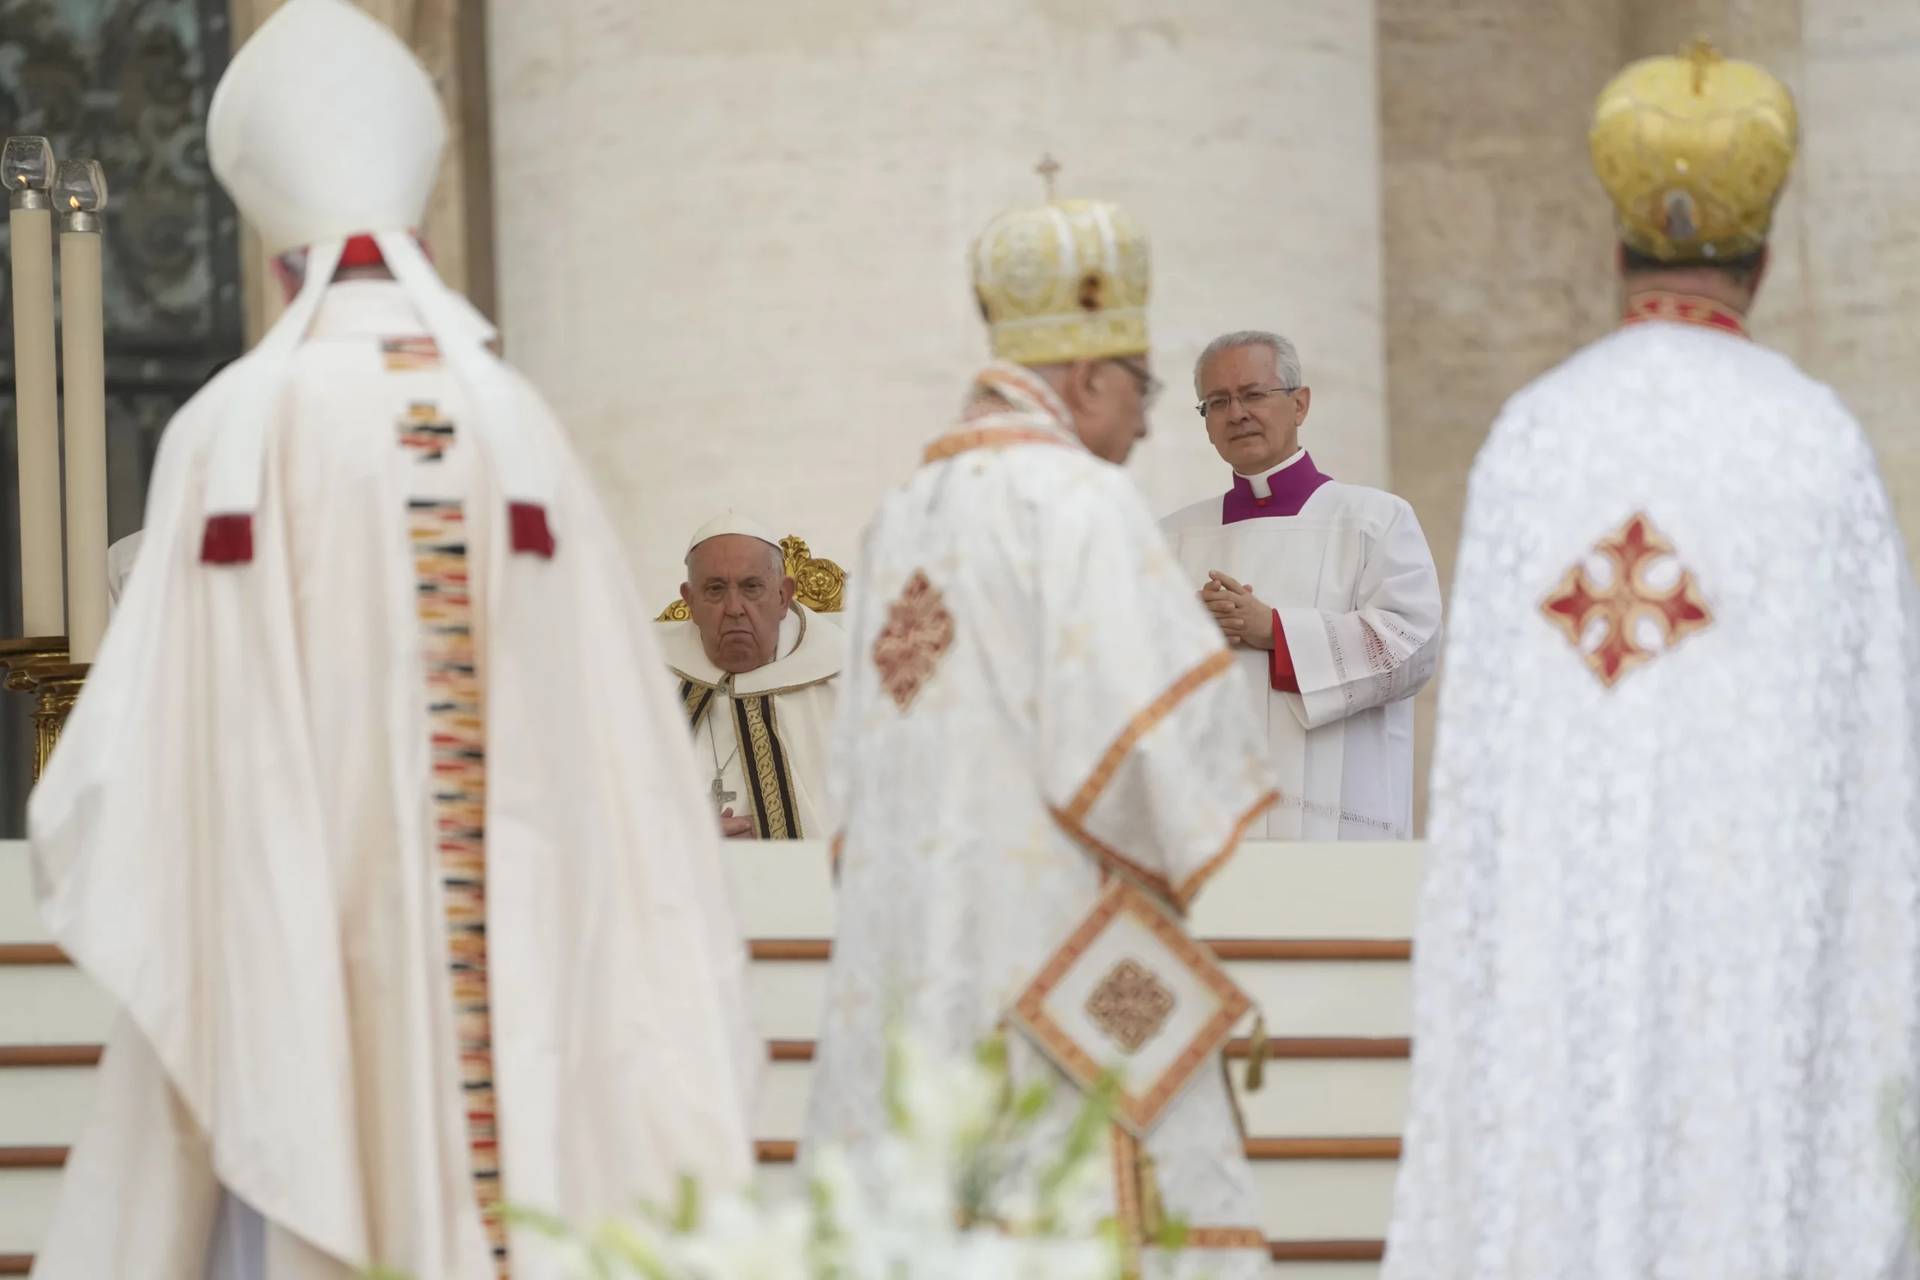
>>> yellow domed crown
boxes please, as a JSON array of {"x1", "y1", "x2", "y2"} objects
[
  {"x1": 969, "y1": 186, "x2": 1150, "y2": 365},
  {"x1": 1589, "y1": 40, "x2": 1798, "y2": 263}
]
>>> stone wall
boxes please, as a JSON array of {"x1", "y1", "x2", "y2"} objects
[
  {"x1": 1381, "y1": 0, "x2": 1920, "y2": 826},
  {"x1": 487, "y1": 0, "x2": 1388, "y2": 604}
]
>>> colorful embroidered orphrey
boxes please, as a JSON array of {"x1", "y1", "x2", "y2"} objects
[{"x1": 409, "y1": 489, "x2": 509, "y2": 1276}]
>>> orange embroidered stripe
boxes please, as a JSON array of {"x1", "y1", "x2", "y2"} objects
[
  {"x1": 1064, "y1": 649, "x2": 1236, "y2": 823},
  {"x1": 410, "y1": 490, "x2": 509, "y2": 1278},
  {"x1": 1183, "y1": 1227, "x2": 1268, "y2": 1250},
  {"x1": 1049, "y1": 805, "x2": 1179, "y2": 909},
  {"x1": 922, "y1": 426, "x2": 1075, "y2": 464},
  {"x1": 1176, "y1": 789, "x2": 1279, "y2": 909},
  {"x1": 1110, "y1": 1123, "x2": 1144, "y2": 1256}
]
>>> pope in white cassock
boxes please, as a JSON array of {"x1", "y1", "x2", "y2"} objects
[
  {"x1": 658, "y1": 513, "x2": 843, "y2": 840},
  {"x1": 806, "y1": 190, "x2": 1279, "y2": 1277},
  {"x1": 1160, "y1": 331, "x2": 1441, "y2": 840},
  {"x1": 26, "y1": 3, "x2": 758, "y2": 1277},
  {"x1": 1385, "y1": 45, "x2": 1920, "y2": 1280}
]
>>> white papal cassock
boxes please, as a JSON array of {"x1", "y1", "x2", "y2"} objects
[
  {"x1": 806, "y1": 365, "x2": 1278, "y2": 1279},
  {"x1": 1161, "y1": 452, "x2": 1441, "y2": 839},
  {"x1": 1384, "y1": 307, "x2": 1920, "y2": 1279},
  {"x1": 658, "y1": 603, "x2": 843, "y2": 838}
]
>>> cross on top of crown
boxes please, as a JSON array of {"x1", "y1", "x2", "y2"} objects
[{"x1": 1036, "y1": 153, "x2": 1062, "y2": 201}]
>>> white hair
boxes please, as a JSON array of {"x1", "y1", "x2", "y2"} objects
[{"x1": 1193, "y1": 330, "x2": 1303, "y2": 397}]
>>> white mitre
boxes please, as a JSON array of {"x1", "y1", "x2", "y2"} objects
[
  {"x1": 195, "y1": 0, "x2": 549, "y2": 550},
  {"x1": 686, "y1": 511, "x2": 783, "y2": 560},
  {"x1": 208, "y1": 0, "x2": 444, "y2": 255}
]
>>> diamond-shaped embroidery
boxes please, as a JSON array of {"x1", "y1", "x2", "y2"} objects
[
  {"x1": 1542, "y1": 512, "x2": 1712, "y2": 688},
  {"x1": 873, "y1": 569, "x2": 955, "y2": 711},
  {"x1": 1085, "y1": 959, "x2": 1177, "y2": 1053}
]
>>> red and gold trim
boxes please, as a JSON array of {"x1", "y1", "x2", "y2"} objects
[
  {"x1": 1063, "y1": 650, "x2": 1235, "y2": 822},
  {"x1": 1012, "y1": 881, "x2": 1251, "y2": 1135},
  {"x1": 1622, "y1": 290, "x2": 1749, "y2": 339},
  {"x1": 923, "y1": 426, "x2": 1076, "y2": 464},
  {"x1": 1176, "y1": 789, "x2": 1279, "y2": 907},
  {"x1": 1111, "y1": 1124, "x2": 1145, "y2": 1267},
  {"x1": 1049, "y1": 806, "x2": 1180, "y2": 908}
]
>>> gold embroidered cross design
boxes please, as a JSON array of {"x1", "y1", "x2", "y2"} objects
[
  {"x1": 873, "y1": 569, "x2": 955, "y2": 711},
  {"x1": 1086, "y1": 959, "x2": 1177, "y2": 1053},
  {"x1": 1541, "y1": 512, "x2": 1713, "y2": 688}
]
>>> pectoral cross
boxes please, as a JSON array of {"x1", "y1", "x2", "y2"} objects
[{"x1": 711, "y1": 775, "x2": 737, "y2": 808}]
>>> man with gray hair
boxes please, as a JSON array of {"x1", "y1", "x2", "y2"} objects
[{"x1": 1161, "y1": 330, "x2": 1442, "y2": 839}]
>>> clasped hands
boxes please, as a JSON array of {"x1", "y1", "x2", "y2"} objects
[{"x1": 1200, "y1": 571, "x2": 1274, "y2": 650}]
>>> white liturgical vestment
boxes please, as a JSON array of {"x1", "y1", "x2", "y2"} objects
[
  {"x1": 658, "y1": 603, "x2": 844, "y2": 838},
  {"x1": 28, "y1": 278, "x2": 759, "y2": 1279},
  {"x1": 1385, "y1": 309, "x2": 1920, "y2": 1280},
  {"x1": 1161, "y1": 451, "x2": 1442, "y2": 839},
  {"x1": 806, "y1": 364, "x2": 1278, "y2": 1279}
]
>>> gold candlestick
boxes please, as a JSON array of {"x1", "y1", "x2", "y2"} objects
[
  {"x1": 56, "y1": 160, "x2": 110, "y2": 665},
  {"x1": 4, "y1": 137, "x2": 64, "y2": 638},
  {"x1": 0, "y1": 636, "x2": 74, "y2": 782},
  {"x1": 22, "y1": 662, "x2": 87, "y2": 780}
]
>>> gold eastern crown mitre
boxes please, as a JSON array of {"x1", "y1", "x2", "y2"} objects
[
  {"x1": 1590, "y1": 40, "x2": 1798, "y2": 262},
  {"x1": 970, "y1": 195, "x2": 1150, "y2": 364}
]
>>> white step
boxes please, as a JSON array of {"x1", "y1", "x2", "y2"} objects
[
  {"x1": 752, "y1": 1160, "x2": 1396, "y2": 1248},
  {"x1": 0, "y1": 1168, "x2": 60, "y2": 1254},
  {"x1": 750, "y1": 1057, "x2": 1408, "y2": 1143},
  {"x1": 0, "y1": 966, "x2": 109, "y2": 1045},
  {"x1": 0, "y1": 840, "x2": 42, "y2": 943},
  {"x1": 747, "y1": 957, "x2": 1410, "y2": 1042},
  {"x1": 0, "y1": 1066, "x2": 94, "y2": 1146},
  {"x1": 1, "y1": 838, "x2": 1416, "y2": 1271},
  {"x1": 726, "y1": 840, "x2": 1421, "y2": 939}
]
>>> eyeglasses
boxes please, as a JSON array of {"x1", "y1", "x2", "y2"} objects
[
  {"x1": 1107, "y1": 359, "x2": 1164, "y2": 409},
  {"x1": 1196, "y1": 385, "x2": 1299, "y2": 419}
]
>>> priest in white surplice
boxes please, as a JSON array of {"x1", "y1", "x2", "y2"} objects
[
  {"x1": 1161, "y1": 331, "x2": 1441, "y2": 839},
  {"x1": 659, "y1": 513, "x2": 843, "y2": 839},
  {"x1": 807, "y1": 188, "x2": 1278, "y2": 1278},
  {"x1": 27, "y1": 4, "x2": 757, "y2": 1277},
  {"x1": 1385, "y1": 45, "x2": 1920, "y2": 1280}
]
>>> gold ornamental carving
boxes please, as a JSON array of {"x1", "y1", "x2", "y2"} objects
[
  {"x1": 25, "y1": 664, "x2": 87, "y2": 780},
  {"x1": 658, "y1": 534, "x2": 847, "y2": 621},
  {"x1": 0, "y1": 637, "x2": 82, "y2": 782}
]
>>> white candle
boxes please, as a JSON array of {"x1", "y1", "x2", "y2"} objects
[
  {"x1": 3, "y1": 137, "x2": 63, "y2": 639},
  {"x1": 56, "y1": 160, "x2": 109, "y2": 664}
]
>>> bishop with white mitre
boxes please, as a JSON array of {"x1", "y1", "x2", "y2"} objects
[
  {"x1": 1160, "y1": 331, "x2": 1441, "y2": 840},
  {"x1": 659, "y1": 512, "x2": 844, "y2": 839},
  {"x1": 27, "y1": 4, "x2": 758, "y2": 1277},
  {"x1": 809, "y1": 187, "x2": 1278, "y2": 1278},
  {"x1": 1385, "y1": 46, "x2": 1920, "y2": 1280}
]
